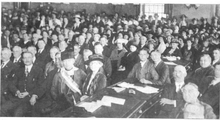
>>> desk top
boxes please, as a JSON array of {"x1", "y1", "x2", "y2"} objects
[{"x1": 56, "y1": 81, "x2": 162, "y2": 118}]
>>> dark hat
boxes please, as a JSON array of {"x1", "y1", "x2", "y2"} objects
[
  {"x1": 88, "y1": 54, "x2": 103, "y2": 63},
  {"x1": 180, "y1": 14, "x2": 187, "y2": 19},
  {"x1": 129, "y1": 42, "x2": 138, "y2": 48},
  {"x1": 192, "y1": 18, "x2": 198, "y2": 22},
  {"x1": 171, "y1": 39, "x2": 179, "y2": 44},
  {"x1": 61, "y1": 51, "x2": 74, "y2": 61}
]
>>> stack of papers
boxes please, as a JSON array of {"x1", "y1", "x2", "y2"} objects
[
  {"x1": 77, "y1": 101, "x2": 103, "y2": 113},
  {"x1": 76, "y1": 96, "x2": 126, "y2": 112},
  {"x1": 101, "y1": 96, "x2": 126, "y2": 106},
  {"x1": 134, "y1": 86, "x2": 159, "y2": 94},
  {"x1": 117, "y1": 82, "x2": 159, "y2": 94},
  {"x1": 117, "y1": 82, "x2": 135, "y2": 88}
]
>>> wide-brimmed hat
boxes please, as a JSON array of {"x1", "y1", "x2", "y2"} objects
[
  {"x1": 180, "y1": 14, "x2": 187, "y2": 19},
  {"x1": 61, "y1": 51, "x2": 74, "y2": 61}
]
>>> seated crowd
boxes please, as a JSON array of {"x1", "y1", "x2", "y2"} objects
[{"x1": 1, "y1": 4, "x2": 220, "y2": 118}]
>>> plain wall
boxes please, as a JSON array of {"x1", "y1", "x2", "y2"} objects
[{"x1": 172, "y1": 4, "x2": 216, "y2": 23}]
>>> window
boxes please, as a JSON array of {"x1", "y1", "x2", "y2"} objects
[{"x1": 141, "y1": 4, "x2": 167, "y2": 19}]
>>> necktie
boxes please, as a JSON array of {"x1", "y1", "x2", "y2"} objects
[{"x1": 25, "y1": 67, "x2": 29, "y2": 77}]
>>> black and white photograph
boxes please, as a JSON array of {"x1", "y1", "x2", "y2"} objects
[{"x1": 0, "y1": 1, "x2": 220, "y2": 119}]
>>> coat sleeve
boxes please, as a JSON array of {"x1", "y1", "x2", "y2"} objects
[
  {"x1": 149, "y1": 64, "x2": 159, "y2": 83},
  {"x1": 104, "y1": 58, "x2": 112, "y2": 77},
  {"x1": 51, "y1": 73, "x2": 60, "y2": 100},
  {"x1": 127, "y1": 64, "x2": 137, "y2": 79},
  {"x1": 157, "y1": 64, "x2": 171, "y2": 85}
]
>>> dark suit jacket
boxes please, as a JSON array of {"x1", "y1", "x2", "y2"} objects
[
  {"x1": 9, "y1": 65, "x2": 45, "y2": 98},
  {"x1": 127, "y1": 60, "x2": 159, "y2": 83},
  {"x1": 1, "y1": 61, "x2": 17, "y2": 95},
  {"x1": 34, "y1": 58, "x2": 45, "y2": 71},
  {"x1": 74, "y1": 54, "x2": 85, "y2": 71},
  {"x1": 44, "y1": 61, "x2": 57, "y2": 77},
  {"x1": 191, "y1": 66, "x2": 215, "y2": 93},
  {"x1": 155, "y1": 61, "x2": 171, "y2": 85},
  {"x1": 10, "y1": 56, "x2": 24, "y2": 68},
  {"x1": 36, "y1": 48, "x2": 51, "y2": 67},
  {"x1": 158, "y1": 83, "x2": 185, "y2": 118},
  {"x1": 82, "y1": 72, "x2": 107, "y2": 96},
  {"x1": 121, "y1": 51, "x2": 139, "y2": 74},
  {"x1": 201, "y1": 79, "x2": 220, "y2": 116},
  {"x1": 103, "y1": 55, "x2": 112, "y2": 78}
]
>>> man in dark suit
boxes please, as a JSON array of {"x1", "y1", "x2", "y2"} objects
[
  {"x1": 150, "y1": 50, "x2": 171, "y2": 85},
  {"x1": 11, "y1": 45, "x2": 24, "y2": 68},
  {"x1": 158, "y1": 65, "x2": 186, "y2": 118},
  {"x1": 201, "y1": 62, "x2": 220, "y2": 117},
  {"x1": 44, "y1": 46, "x2": 60, "y2": 77},
  {"x1": 27, "y1": 46, "x2": 45, "y2": 71},
  {"x1": 36, "y1": 39, "x2": 50, "y2": 67},
  {"x1": 73, "y1": 44, "x2": 85, "y2": 71},
  {"x1": 127, "y1": 49, "x2": 159, "y2": 84},
  {"x1": 1, "y1": 48, "x2": 17, "y2": 104},
  {"x1": 0, "y1": 51, "x2": 45, "y2": 116},
  {"x1": 94, "y1": 42, "x2": 112, "y2": 82}
]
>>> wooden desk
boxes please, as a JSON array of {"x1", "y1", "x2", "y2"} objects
[{"x1": 55, "y1": 82, "x2": 162, "y2": 118}]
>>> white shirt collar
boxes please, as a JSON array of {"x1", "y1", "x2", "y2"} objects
[
  {"x1": 33, "y1": 57, "x2": 36, "y2": 63},
  {"x1": 154, "y1": 60, "x2": 162, "y2": 67},
  {"x1": 213, "y1": 59, "x2": 220, "y2": 65},
  {"x1": 140, "y1": 60, "x2": 147, "y2": 67},
  {"x1": 2, "y1": 60, "x2": 10, "y2": 68},
  {"x1": 25, "y1": 64, "x2": 33, "y2": 73},
  {"x1": 14, "y1": 56, "x2": 21, "y2": 62}
]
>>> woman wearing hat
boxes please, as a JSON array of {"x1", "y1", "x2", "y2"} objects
[
  {"x1": 162, "y1": 39, "x2": 182, "y2": 59},
  {"x1": 200, "y1": 17, "x2": 211, "y2": 31},
  {"x1": 73, "y1": 14, "x2": 82, "y2": 34},
  {"x1": 181, "y1": 39, "x2": 196, "y2": 62},
  {"x1": 81, "y1": 54, "x2": 107, "y2": 101},
  {"x1": 120, "y1": 42, "x2": 139, "y2": 79},
  {"x1": 50, "y1": 51, "x2": 87, "y2": 114},
  {"x1": 211, "y1": 16, "x2": 219, "y2": 30},
  {"x1": 179, "y1": 14, "x2": 188, "y2": 32},
  {"x1": 189, "y1": 18, "x2": 199, "y2": 32}
]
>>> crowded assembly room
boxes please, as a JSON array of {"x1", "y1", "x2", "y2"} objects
[{"x1": 1, "y1": 1, "x2": 220, "y2": 119}]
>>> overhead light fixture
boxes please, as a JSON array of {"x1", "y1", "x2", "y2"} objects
[{"x1": 185, "y1": 4, "x2": 200, "y2": 9}]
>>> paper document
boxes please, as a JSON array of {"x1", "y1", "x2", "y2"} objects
[
  {"x1": 117, "y1": 82, "x2": 135, "y2": 88},
  {"x1": 101, "y1": 96, "x2": 126, "y2": 105},
  {"x1": 134, "y1": 86, "x2": 159, "y2": 94},
  {"x1": 111, "y1": 87, "x2": 126, "y2": 93},
  {"x1": 77, "y1": 101, "x2": 102, "y2": 113},
  {"x1": 117, "y1": 82, "x2": 159, "y2": 94},
  {"x1": 164, "y1": 61, "x2": 177, "y2": 65}
]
